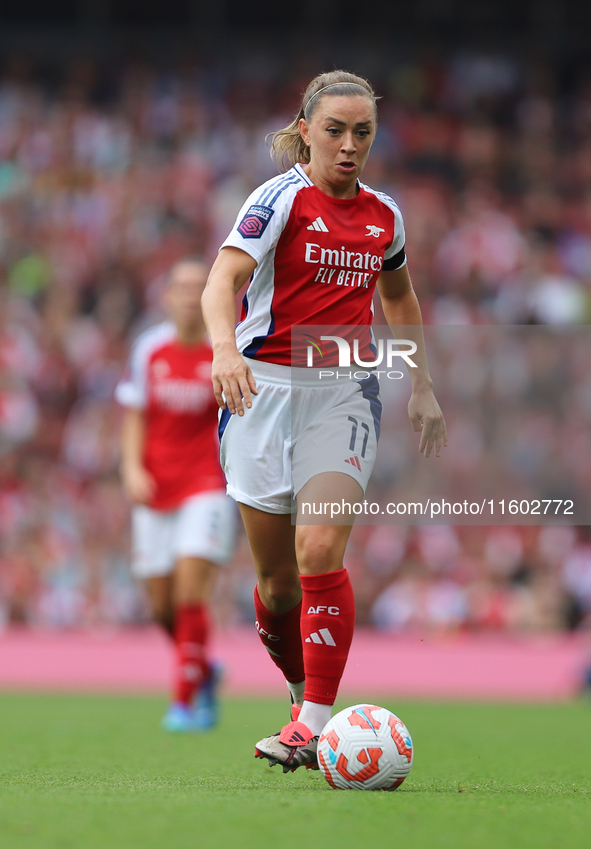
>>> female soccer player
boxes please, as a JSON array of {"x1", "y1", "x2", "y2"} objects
[
  {"x1": 116, "y1": 258, "x2": 235, "y2": 732},
  {"x1": 202, "y1": 70, "x2": 446, "y2": 770}
]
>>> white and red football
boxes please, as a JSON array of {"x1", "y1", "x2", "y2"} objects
[{"x1": 317, "y1": 704, "x2": 414, "y2": 791}]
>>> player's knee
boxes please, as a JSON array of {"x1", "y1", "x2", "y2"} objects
[
  {"x1": 257, "y1": 572, "x2": 300, "y2": 611},
  {"x1": 297, "y1": 532, "x2": 341, "y2": 575}
]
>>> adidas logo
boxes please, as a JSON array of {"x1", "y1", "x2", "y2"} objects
[
  {"x1": 264, "y1": 645, "x2": 281, "y2": 658},
  {"x1": 306, "y1": 216, "x2": 329, "y2": 232},
  {"x1": 286, "y1": 730, "x2": 306, "y2": 743},
  {"x1": 344, "y1": 456, "x2": 361, "y2": 470},
  {"x1": 305, "y1": 628, "x2": 336, "y2": 646}
]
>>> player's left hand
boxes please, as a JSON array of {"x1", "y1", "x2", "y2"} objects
[{"x1": 408, "y1": 387, "x2": 447, "y2": 458}]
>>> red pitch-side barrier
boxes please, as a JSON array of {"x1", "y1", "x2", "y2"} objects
[{"x1": 0, "y1": 627, "x2": 585, "y2": 700}]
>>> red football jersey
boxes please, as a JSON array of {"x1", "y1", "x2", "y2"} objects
[
  {"x1": 116, "y1": 322, "x2": 225, "y2": 510},
  {"x1": 220, "y1": 163, "x2": 406, "y2": 365}
]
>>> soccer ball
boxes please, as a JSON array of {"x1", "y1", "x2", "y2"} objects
[{"x1": 317, "y1": 704, "x2": 413, "y2": 791}]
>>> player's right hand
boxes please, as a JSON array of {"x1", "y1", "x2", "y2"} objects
[
  {"x1": 211, "y1": 345, "x2": 258, "y2": 416},
  {"x1": 122, "y1": 466, "x2": 156, "y2": 504}
]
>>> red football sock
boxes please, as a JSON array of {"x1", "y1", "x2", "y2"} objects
[
  {"x1": 299, "y1": 569, "x2": 355, "y2": 706},
  {"x1": 253, "y1": 586, "x2": 305, "y2": 684},
  {"x1": 173, "y1": 603, "x2": 210, "y2": 705}
]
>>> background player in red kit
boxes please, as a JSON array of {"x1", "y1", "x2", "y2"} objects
[
  {"x1": 202, "y1": 70, "x2": 446, "y2": 771},
  {"x1": 116, "y1": 258, "x2": 235, "y2": 732}
]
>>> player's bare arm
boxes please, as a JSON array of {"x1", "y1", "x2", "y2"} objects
[
  {"x1": 202, "y1": 246, "x2": 258, "y2": 417},
  {"x1": 120, "y1": 406, "x2": 156, "y2": 503},
  {"x1": 377, "y1": 265, "x2": 448, "y2": 458}
]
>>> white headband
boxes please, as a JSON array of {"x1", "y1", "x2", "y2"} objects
[{"x1": 305, "y1": 82, "x2": 370, "y2": 112}]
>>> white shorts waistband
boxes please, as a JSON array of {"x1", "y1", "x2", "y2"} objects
[{"x1": 243, "y1": 357, "x2": 375, "y2": 387}]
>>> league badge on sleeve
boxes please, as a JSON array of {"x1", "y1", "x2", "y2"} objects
[{"x1": 237, "y1": 205, "x2": 275, "y2": 239}]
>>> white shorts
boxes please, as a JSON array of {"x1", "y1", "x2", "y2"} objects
[
  {"x1": 219, "y1": 358, "x2": 382, "y2": 514},
  {"x1": 131, "y1": 490, "x2": 236, "y2": 579}
]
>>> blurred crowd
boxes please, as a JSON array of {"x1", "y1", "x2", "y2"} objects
[
  {"x1": 368, "y1": 324, "x2": 591, "y2": 530},
  {"x1": 1, "y1": 49, "x2": 591, "y2": 633}
]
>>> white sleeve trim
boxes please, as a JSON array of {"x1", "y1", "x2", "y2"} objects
[
  {"x1": 115, "y1": 322, "x2": 175, "y2": 409},
  {"x1": 219, "y1": 169, "x2": 306, "y2": 264},
  {"x1": 361, "y1": 184, "x2": 406, "y2": 261}
]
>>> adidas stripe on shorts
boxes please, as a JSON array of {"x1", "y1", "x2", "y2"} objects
[
  {"x1": 219, "y1": 358, "x2": 382, "y2": 514},
  {"x1": 131, "y1": 490, "x2": 236, "y2": 578}
]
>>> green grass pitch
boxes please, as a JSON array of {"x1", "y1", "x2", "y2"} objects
[{"x1": 0, "y1": 693, "x2": 590, "y2": 849}]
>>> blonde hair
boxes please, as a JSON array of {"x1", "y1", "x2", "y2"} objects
[{"x1": 268, "y1": 70, "x2": 378, "y2": 173}]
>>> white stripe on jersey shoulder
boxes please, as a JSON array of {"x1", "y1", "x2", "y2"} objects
[
  {"x1": 253, "y1": 164, "x2": 312, "y2": 208},
  {"x1": 131, "y1": 320, "x2": 176, "y2": 360},
  {"x1": 293, "y1": 163, "x2": 314, "y2": 186},
  {"x1": 359, "y1": 182, "x2": 403, "y2": 216}
]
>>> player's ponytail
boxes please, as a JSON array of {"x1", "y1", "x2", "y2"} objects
[{"x1": 268, "y1": 70, "x2": 378, "y2": 173}]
